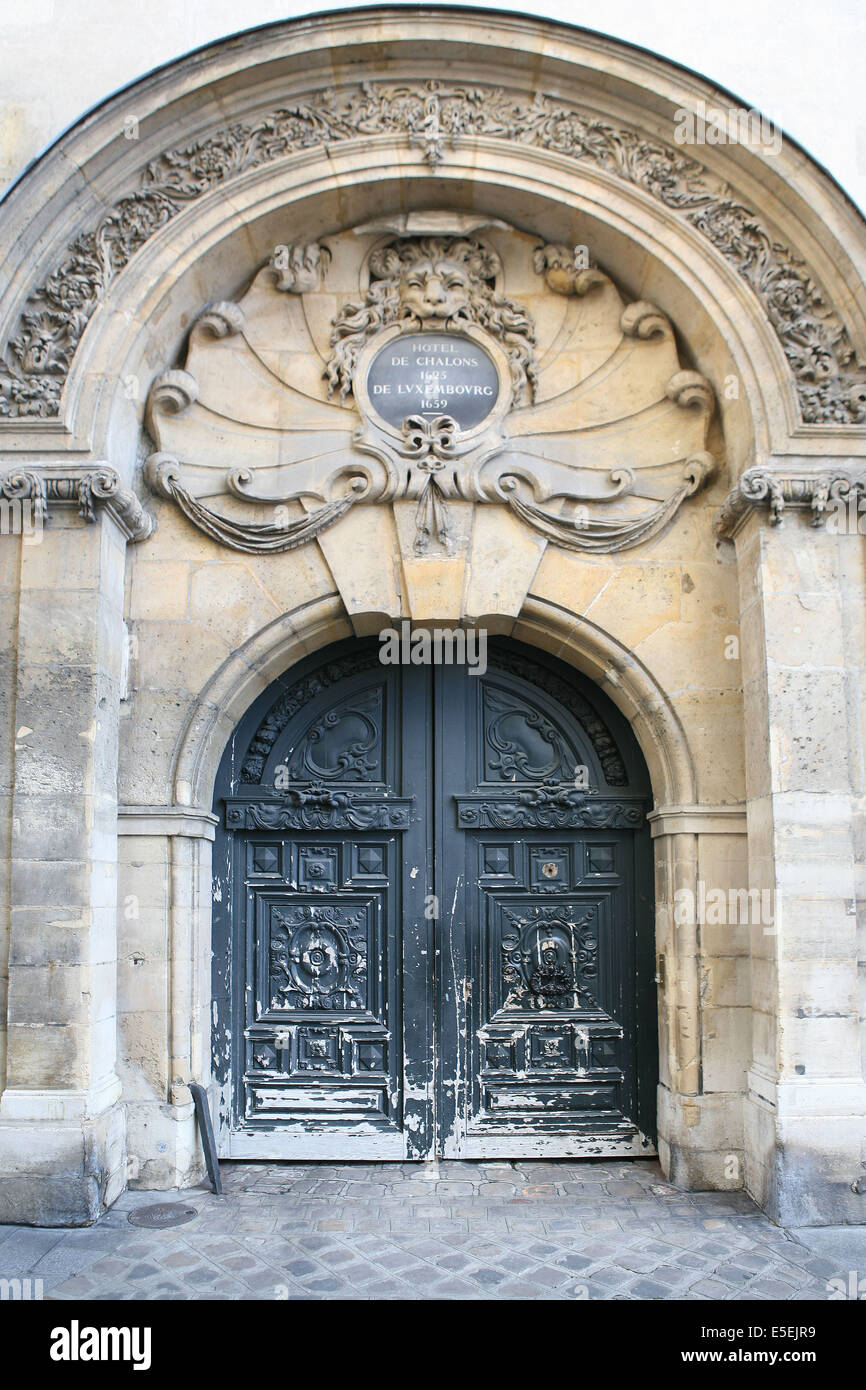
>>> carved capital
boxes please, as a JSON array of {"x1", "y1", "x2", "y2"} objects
[
  {"x1": 0, "y1": 466, "x2": 153, "y2": 541},
  {"x1": 715, "y1": 466, "x2": 866, "y2": 537}
]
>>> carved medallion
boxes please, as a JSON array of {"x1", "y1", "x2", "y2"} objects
[{"x1": 143, "y1": 219, "x2": 718, "y2": 557}]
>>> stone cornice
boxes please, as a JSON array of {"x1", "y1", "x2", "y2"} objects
[
  {"x1": 0, "y1": 466, "x2": 154, "y2": 541},
  {"x1": 647, "y1": 804, "x2": 747, "y2": 836},
  {"x1": 118, "y1": 805, "x2": 218, "y2": 838},
  {"x1": 0, "y1": 74, "x2": 864, "y2": 427},
  {"x1": 715, "y1": 467, "x2": 866, "y2": 537}
]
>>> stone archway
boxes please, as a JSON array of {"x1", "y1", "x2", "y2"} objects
[{"x1": 1, "y1": 12, "x2": 864, "y2": 1227}]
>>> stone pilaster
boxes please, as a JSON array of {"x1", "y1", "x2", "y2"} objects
[
  {"x1": 721, "y1": 467, "x2": 866, "y2": 1225},
  {"x1": 0, "y1": 473, "x2": 151, "y2": 1224}
]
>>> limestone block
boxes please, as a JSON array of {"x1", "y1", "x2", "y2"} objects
[
  {"x1": 531, "y1": 548, "x2": 610, "y2": 614},
  {"x1": 129, "y1": 559, "x2": 190, "y2": 621},
  {"x1": 0, "y1": 1104, "x2": 126, "y2": 1226},
  {"x1": 702, "y1": 1007, "x2": 749, "y2": 1092},
  {"x1": 583, "y1": 564, "x2": 682, "y2": 650},
  {"x1": 464, "y1": 504, "x2": 547, "y2": 621},
  {"x1": 314, "y1": 504, "x2": 402, "y2": 622}
]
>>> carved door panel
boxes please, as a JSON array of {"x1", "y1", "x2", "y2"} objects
[
  {"x1": 214, "y1": 638, "x2": 654, "y2": 1159},
  {"x1": 214, "y1": 650, "x2": 433, "y2": 1159},
  {"x1": 435, "y1": 645, "x2": 656, "y2": 1157}
]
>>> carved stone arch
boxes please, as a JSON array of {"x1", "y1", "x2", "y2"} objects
[
  {"x1": 0, "y1": 10, "x2": 865, "y2": 478},
  {"x1": 171, "y1": 597, "x2": 695, "y2": 818}
]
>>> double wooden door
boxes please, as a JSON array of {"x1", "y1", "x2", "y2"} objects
[{"x1": 213, "y1": 639, "x2": 655, "y2": 1159}]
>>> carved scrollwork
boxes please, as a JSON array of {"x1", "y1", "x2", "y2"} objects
[
  {"x1": 2, "y1": 80, "x2": 864, "y2": 423},
  {"x1": 143, "y1": 451, "x2": 364, "y2": 553},
  {"x1": 715, "y1": 465, "x2": 866, "y2": 535},
  {"x1": 665, "y1": 370, "x2": 715, "y2": 411},
  {"x1": 147, "y1": 369, "x2": 199, "y2": 416},
  {"x1": 225, "y1": 791, "x2": 413, "y2": 830},
  {"x1": 620, "y1": 301, "x2": 671, "y2": 339},
  {"x1": 0, "y1": 465, "x2": 153, "y2": 541},
  {"x1": 486, "y1": 647, "x2": 630, "y2": 786},
  {"x1": 269, "y1": 904, "x2": 367, "y2": 1011},
  {"x1": 532, "y1": 244, "x2": 609, "y2": 297},
  {"x1": 498, "y1": 453, "x2": 715, "y2": 554},
  {"x1": 456, "y1": 790, "x2": 645, "y2": 829},
  {"x1": 194, "y1": 301, "x2": 245, "y2": 338},
  {"x1": 500, "y1": 903, "x2": 599, "y2": 1011},
  {"x1": 239, "y1": 650, "x2": 384, "y2": 784}
]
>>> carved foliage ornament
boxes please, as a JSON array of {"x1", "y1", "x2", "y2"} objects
[
  {"x1": 326, "y1": 235, "x2": 537, "y2": 406},
  {"x1": 144, "y1": 221, "x2": 719, "y2": 555},
  {"x1": 0, "y1": 80, "x2": 863, "y2": 424}
]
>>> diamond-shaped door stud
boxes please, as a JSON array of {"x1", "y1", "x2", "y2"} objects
[
  {"x1": 357, "y1": 846, "x2": 384, "y2": 873},
  {"x1": 253, "y1": 845, "x2": 279, "y2": 873},
  {"x1": 484, "y1": 846, "x2": 511, "y2": 874}
]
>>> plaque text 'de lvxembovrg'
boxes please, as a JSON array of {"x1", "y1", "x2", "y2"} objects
[{"x1": 365, "y1": 333, "x2": 500, "y2": 430}]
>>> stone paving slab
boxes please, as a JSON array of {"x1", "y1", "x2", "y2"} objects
[{"x1": 0, "y1": 1159, "x2": 862, "y2": 1301}]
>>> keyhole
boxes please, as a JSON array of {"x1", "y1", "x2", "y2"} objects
[{"x1": 541, "y1": 862, "x2": 559, "y2": 878}]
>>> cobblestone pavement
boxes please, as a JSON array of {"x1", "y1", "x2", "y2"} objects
[{"x1": 0, "y1": 1159, "x2": 859, "y2": 1301}]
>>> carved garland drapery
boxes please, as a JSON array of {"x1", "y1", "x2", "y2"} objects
[{"x1": 0, "y1": 80, "x2": 864, "y2": 424}]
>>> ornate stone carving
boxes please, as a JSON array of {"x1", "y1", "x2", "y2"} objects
[
  {"x1": 146, "y1": 370, "x2": 198, "y2": 418},
  {"x1": 1, "y1": 80, "x2": 862, "y2": 423},
  {"x1": 532, "y1": 244, "x2": 609, "y2": 297},
  {"x1": 269, "y1": 242, "x2": 331, "y2": 293},
  {"x1": 144, "y1": 216, "x2": 716, "y2": 558},
  {"x1": 194, "y1": 302, "x2": 245, "y2": 338},
  {"x1": 499, "y1": 454, "x2": 715, "y2": 556},
  {"x1": 666, "y1": 371, "x2": 714, "y2": 410},
  {"x1": 326, "y1": 235, "x2": 538, "y2": 406},
  {"x1": 0, "y1": 466, "x2": 153, "y2": 541},
  {"x1": 621, "y1": 301, "x2": 670, "y2": 339},
  {"x1": 715, "y1": 466, "x2": 866, "y2": 536},
  {"x1": 144, "y1": 452, "x2": 366, "y2": 553}
]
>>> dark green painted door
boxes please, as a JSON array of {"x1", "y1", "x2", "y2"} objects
[{"x1": 212, "y1": 638, "x2": 655, "y2": 1159}]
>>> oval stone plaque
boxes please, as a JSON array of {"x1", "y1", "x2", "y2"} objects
[{"x1": 365, "y1": 332, "x2": 500, "y2": 430}]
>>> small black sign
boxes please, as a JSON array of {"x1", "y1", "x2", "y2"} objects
[{"x1": 365, "y1": 332, "x2": 500, "y2": 430}]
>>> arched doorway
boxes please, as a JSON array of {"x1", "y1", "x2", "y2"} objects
[{"x1": 212, "y1": 635, "x2": 656, "y2": 1161}]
